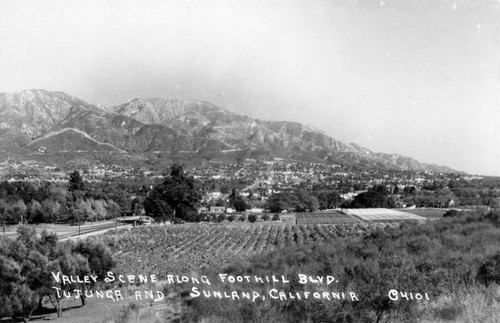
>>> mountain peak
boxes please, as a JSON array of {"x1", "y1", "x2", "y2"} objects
[
  {"x1": 0, "y1": 89, "x2": 94, "y2": 138},
  {"x1": 0, "y1": 89, "x2": 463, "y2": 173}
]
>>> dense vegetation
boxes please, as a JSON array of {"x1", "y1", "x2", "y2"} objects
[
  {"x1": 173, "y1": 210, "x2": 500, "y2": 322},
  {"x1": 0, "y1": 227, "x2": 115, "y2": 322},
  {"x1": 143, "y1": 164, "x2": 203, "y2": 222},
  {"x1": 0, "y1": 171, "x2": 150, "y2": 225}
]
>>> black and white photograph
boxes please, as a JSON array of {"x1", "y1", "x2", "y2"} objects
[{"x1": 0, "y1": 0, "x2": 499, "y2": 322}]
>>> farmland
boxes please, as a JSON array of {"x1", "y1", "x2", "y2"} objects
[
  {"x1": 396, "y1": 208, "x2": 448, "y2": 219},
  {"x1": 343, "y1": 208, "x2": 427, "y2": 222},
  {"x1": 295, "y1": 210, "x2": 361, "y2": 224},
  {"x1": 102, "y1": 222, "x2": 385, "y2": 277}
]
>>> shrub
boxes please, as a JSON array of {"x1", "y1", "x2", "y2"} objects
[
  {"x1": 115, "y1": 302, "x2": 140, "y2": 323},
  {"x1": 238, "y1": 214, "x2": 247, "y2": 222},
  {"x1": 216, "y1": 214, "x2": 225, "y2": 223},
  {"x1": 433, "y1": 302, "x2": 464, "y2": 321},
  {"x1": 227, "y1": 215, "x2": 236, "y2": 222},
  {"x1": 261, "y1": 214, "x2": 270, "y2": 221},
  {"x1": 476, "y1": 252, "x2": 500, "y2": 286},
  {"x1": 483, "y1": 210, "x2": 500, "y2": 227},
  {"x1": 248, "y1": 214, "x2": 257, "y2": 223},
  {"x1": 443, "y1": 209, "x2": 460, "y2": 218},
  {"x1": 272, "y1": 213, "x2": 280, "y2": 221}
]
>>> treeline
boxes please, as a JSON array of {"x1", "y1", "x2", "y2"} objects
[
  {"x1": 182, "y1": 209, "x2": 500, "y2": 322},
  {"x1": 0, "y1": 227, "x2": 115, "y2": 322},
  {"x1": 337, "y1": 184, "x2": 461, "y2": 209},
  {"x1": 264, "y1": 189, "x2": 342, "y2": 213},
  {"x1": 0, "y1": 171, "x2": 153, "y2": 224}
]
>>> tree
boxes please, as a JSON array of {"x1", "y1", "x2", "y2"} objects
[
  {"x1": 27, "y1": 200, "x2": 44, "y2": 224},
  {"x1": 316, "y1": 190, "x2": 342, "y2": 210},
  {"x1": 350, "y1": 185, "x2": 393, "y2": 208},
  {"x1": 215, "y1": 198, "x2": 226, "y2": 207},
  {"x1": 476, "y1": 252, "x2": 500, "y2": 287},
  {"x1": 92, "y1": 199, "x2": 107, "y2": 221},
  {"x1": 0, "y1": 228, "x2": 52, "y2": 322},
  {"x1": 265, "y1": 193, "x2": 294, "y2": 213},
  {"x1": 294, "y1": 189, "x2": 319, "y2": 212},
  {"x1": 12, "y1": 200, "x2": 27, "y2": 224},
  {"x1": 148, "y1": 164, "x2": 202, "y2": 222},
  {"x1": 68, "y1": 171, "x2": 85, "y2": 195},
  {"x1": 233, "y1": 198, "x2": 248, "y2": 213},
  {"x1": 265, "y1": 190, "x2": 318, "y2": 213},
  {"x1": 42, "y1": 200, "x2": 61, "y2": 223},
  {"x1": 443, "y1": 209, "x2": 460, "y2": 218},
  {"x1": 144, "y1": 192, "x2": 173, "y2": 220},
  {"x1": 106, "y1": 199, "x2": 121, "y2": 220},
  {"x1": 0, "y1": 198, "x2": 6, "y2": 233},
  {"x1": 0, "y1": 224, "x2": 115, "y2": 320}
]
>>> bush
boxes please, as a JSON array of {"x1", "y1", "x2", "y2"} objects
[
  {"x1": 238, "y1": 215, "x2": 247, "y2": 222},
  {"x1": 443, "y1": 209, "x2": 460, "y2": 218},
  {"x1": 227, "y1": 215, "x2": 236, "y2": 222},
  {"x1": 433, "y1": 302, "x2": 464, "y2": 321},
  {"x1": 476, "y1": 252, "x2": 500, "y2": 286},
  {"x1": 272, "y1": 213, "x2": 280, "y2": 221},
  {"x1": 261, "y1": 214, "x2": 270, "y2": 221},
  {"x1": 483, "y1": 210, "x2": 500, "y2": 227},
  {"x1": 216, "y1": 214, "x2": 225, "y2": 223},
  {"x1": 248, "y1": 214, "x2": 257, "y2": 223}
]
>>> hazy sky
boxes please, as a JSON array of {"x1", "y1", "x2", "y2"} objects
[{"x1": 1, "y1": 0, "x2": 499, "y2": 175}]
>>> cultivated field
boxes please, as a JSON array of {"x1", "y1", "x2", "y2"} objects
[
  {"x1": 295, "y1": 210, "x2": 361, "y2": 224},
  {"x1": 343, "y1": 208, "x2": 427, "y2": 222},
  {"x1": 102, "y1": 222, "x2": 384, "y2": 277},
  {"x1": 396, "y1": 208, "x2": 448, "y2": 218}
]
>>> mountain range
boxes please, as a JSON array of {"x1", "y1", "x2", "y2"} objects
[{"x1": 0, "y1": 89, "x2": 460, "y2": 173}]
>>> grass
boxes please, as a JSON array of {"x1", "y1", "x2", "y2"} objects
[
  {"x1": 423, "y1": 284, "x2": 500, "y2": 323},
  {"x1": 26, "y1": 282, "x2": 183, "y2": 323}
]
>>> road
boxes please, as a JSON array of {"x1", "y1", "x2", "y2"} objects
[{"x1": 1, "y1": 220, "x2": 130, "y2": 241}]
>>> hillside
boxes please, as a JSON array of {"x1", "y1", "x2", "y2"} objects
[
  {"x1": 28, "y1": 128, "x2": 125, "y2": 153},
  {"x1": 0, "y1": 89, "x2": 461, "y2": 173}
]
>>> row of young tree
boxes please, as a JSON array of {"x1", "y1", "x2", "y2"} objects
[
  {"x1": 0, "y1": 227, "x2": 115, "y2": 322},
  {"x1": 0, "y1": 197, "x2": 122, "y2": 225},
  {"x1": 185, "y1": 209, "x2": 500, "y2": 322},
  {"x1": 0, "y1": 171, "x2": 151, "y2": 225}
]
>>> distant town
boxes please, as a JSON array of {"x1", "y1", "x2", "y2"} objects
[{"x1": 1, "y1": 154, "x2": 497, "y2": 228}]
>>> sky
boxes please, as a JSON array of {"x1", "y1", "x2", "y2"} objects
[{"x1": 0, "y1": 0, "x2": 499, "y2": 175}]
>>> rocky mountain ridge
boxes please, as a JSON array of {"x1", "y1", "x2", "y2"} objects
[{"x1": 0, "y1": 89, "x2": 460, "y2": 173}]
